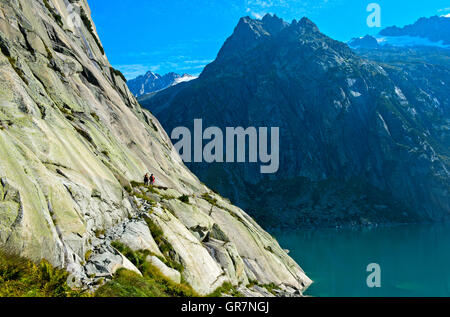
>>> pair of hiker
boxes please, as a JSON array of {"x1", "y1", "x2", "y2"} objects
[{"x1": 144, "y1": 173, "x2": 155, "y2": 186}]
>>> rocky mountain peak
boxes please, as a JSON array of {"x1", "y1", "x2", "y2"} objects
[
  {"x1": 143, "y1": 13, "x2": 450, "y2": 230},
  {"x1": 128, "y1": 71, "x2": 196, "y2": 97},
  {"x1": 215, "y1": 15, "x2": 325, "y2": 62},
  {"x1": 261, "y1": 13, "x2": 289, "y2": 35},
  {"x1": 294, "y1": 17, "x2": 320, "y2": 32},
  {"x1": 348, "y1": 35, "x2": 380, "y2": 49},
  {"x1": 144, "y1": 71, "x2": 160, "y2": 79}
]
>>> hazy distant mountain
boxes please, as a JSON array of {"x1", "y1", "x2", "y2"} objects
[
  {"x1": 142, "y1": 14, "x2": 450, "y2": 228},
  {"x1": 127, "y1": 71, "x2": 196, "y2": 97},
  {"x1": 349, "y1": 15, "x2": 450, "y2": 49}
]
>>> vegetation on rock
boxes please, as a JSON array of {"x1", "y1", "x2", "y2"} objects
[{"x1": 0, "y1": 251, "x2": 87, "y2": 297}]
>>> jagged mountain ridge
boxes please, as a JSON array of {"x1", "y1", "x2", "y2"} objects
[
  {"x1": 142, "y1": 14, "x2": 450, "y2": 228},
  {"x1": 380, "y1": 15, "x2": 450, "y2": 45},
  {"x1": 128, "y1": 71, "x2": 196, "y2": 97},
  {"x1": 349, "y1": 15, "x2": 450, "y2": 49},
  {"x1": 0, "y1": 0, "x2": 311, "y2": 296}
]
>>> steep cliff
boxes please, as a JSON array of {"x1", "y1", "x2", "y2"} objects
[{"x1": 0, "y1": 0, "x2": 311, "y2": 296}]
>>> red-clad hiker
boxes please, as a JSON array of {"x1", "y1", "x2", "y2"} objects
[{"x1": 150, "y1": 174, "x2": 156, "y2": 186}]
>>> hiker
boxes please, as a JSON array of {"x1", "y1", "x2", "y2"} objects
[
  {"x1": 144, "y1": 173, "x2": 150, "y2": 186},
  {"x1": 150, "y1": 174, "x2": 156, "y2": 186}
]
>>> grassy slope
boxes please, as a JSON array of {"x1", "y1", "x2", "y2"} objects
[{"x1": 0, "y1": 251, "x2": 86, "y2": 297}]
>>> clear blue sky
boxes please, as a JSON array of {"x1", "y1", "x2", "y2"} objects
[{"x1": 89, "y1": 0, "x2": 450, "y2": 79}]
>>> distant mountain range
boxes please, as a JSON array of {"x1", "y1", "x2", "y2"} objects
[
  {"x1": 349, "y1": 15, "x2": 450, "y2": 49},
  {"x1": 141, "y1": 14, "x2": 450, "y2": 229},
  {"x1": 127, "y1": 71, "x2": 196, "y2": 97}
]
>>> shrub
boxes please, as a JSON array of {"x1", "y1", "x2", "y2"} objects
[
  {"x1": 178, "y1": 195, "x2": 190, "y2": 204},
  {"x1": 94, "y1": 229, "x2": 106, "y2": 238},
  {"x1": 123, "y1": 185, "x2": 132, "y2": 193},
  {"x1": 0, "y1": 251, "x2": 87, "y2": 297},
  {"x1": 84, "y1": 250, "x2": 92, "y2": 262},
  {"x1": 90, "y1": 112, "x2": 100, "y2": 122}
]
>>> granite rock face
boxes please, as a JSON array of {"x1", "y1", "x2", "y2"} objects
[{"x1": 0, "y1": 1, "x2": 311, "y2": 296}]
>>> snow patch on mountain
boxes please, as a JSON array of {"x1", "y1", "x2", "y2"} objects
[
  {"x1": 127, "y1": 72, "x2": 197, "y2": 97},
  {"x1": 375, "y1": 35, "x2": 450, "y2": 48},
  {"x1": 173, "y1": 74, "x2": 197, "y2": 85}
]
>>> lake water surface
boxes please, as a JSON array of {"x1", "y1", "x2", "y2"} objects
[{"x1": 272, "y1": 223, "x2": 450, "y2": 297}]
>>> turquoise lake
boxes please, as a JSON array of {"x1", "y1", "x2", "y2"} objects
[{"x1": 272, "y1": 223, "x2": 450, "y2": 297}]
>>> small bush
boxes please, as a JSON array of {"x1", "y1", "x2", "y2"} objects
[
  {"x1": 90, "y1": 112, "x2": 100, "y2": 122},
  {"x1": 178, "y1": 195, "x2": 190, "y2": 204},
  {"x1": 84, "y1": 250, "x2": 92, "y2": 262},
  {"x1": 123, "y1": 185, "x2": 132, "y2": 193},
  {"x1": 94, "y1": 229, "x2": 106, "y2": 238}
]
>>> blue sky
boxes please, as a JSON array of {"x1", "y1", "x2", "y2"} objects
[{"x1": 89, "y1": 0, "x2": 450, "y2": 79}]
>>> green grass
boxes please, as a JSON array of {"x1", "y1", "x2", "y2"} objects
[
  {"x1": 111, "y1": 241, "x2": 149, "y2": 272},
  {"x1": 0, "y1": 251, "x2": 87, "y2": 297},
  {"x1": 95, "y1": 267, "x2": 197, "y2": 297},
  {"x1": 201, "y1": 193, "x2": 218, "y2": 206},
  {"x1": 131, "y1": 181, "x2": 160, "y2": 193},
  {"x1": 208, "y1": 282, "x2": 242, "y2": 297},
  {"x1": 133, "y1": 192, "x2": 157, "y2": 206},
  {"x1": 100, "y1": 242, "x2": 197, "y2": 297},
  {"x1": 160, "y1": 194, "x2": 176, "y2": 201},
  {"x1": 246, "y1": 280, "x2": 278, "y2": 295},
  {"x1": 143, "y1": 217, "x2": 174, "y2": 255}
]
